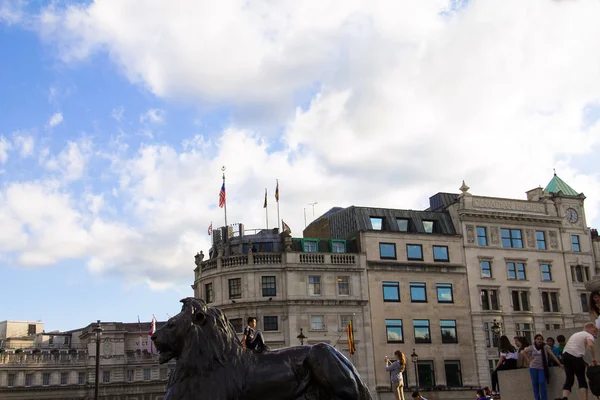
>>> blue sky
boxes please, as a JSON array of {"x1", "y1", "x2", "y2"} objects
[{"x1": 1, "y1": 0, "x2": 600, "y2": 332}]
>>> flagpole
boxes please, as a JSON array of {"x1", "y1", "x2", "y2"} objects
[
  {"x1": 265, "y1": 188, "x2": 269, "y2": 229},
  {"x1": 276, "y1": 179, "x2": 281, "y2": 231},
  {"x1": 222, "y1": 166, "x2": 228, "y2": 227}
]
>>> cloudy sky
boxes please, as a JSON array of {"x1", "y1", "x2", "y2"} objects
[{"x1": 1, "y1": 0, "x2": 600, "y2": 331}]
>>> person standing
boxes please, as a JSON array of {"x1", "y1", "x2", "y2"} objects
[
  {"x1": 523, "y1": 334, "x2": 562, "y2": 400},
  {"x1": 556, "y1": 322, "x2": 597, "y2": 400},
  {"x1": 590, "y1": 291, "x2": 600, "y2": 329},
  {"x1": 384, "y1": 350, "x2": 406, "y2": 400}
]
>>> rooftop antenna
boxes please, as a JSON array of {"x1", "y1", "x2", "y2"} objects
[
  {"x1": 304, "y1": 208, "x2": 307, "y2": 228},
  {"x1": 308, "y1": 202, "x2": 318, "y2": 218}
]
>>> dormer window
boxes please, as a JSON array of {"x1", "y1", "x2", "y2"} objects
[
  {"x1": 303, "y1": 240, "x2": 318, "y2": 253},
  {"x1": 396, "y1": 219, "x2": 409, "y2": 232},
  {"x1": 370, "y1": 217, "x2": 383, "y2": 230},
  {"x1": 423, "y1": 221, "x2": 434, "y2": 233}
]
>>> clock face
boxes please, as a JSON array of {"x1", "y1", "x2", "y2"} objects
[{"x1": 566, "y1": 208, "x2": 579, "y2": 223}]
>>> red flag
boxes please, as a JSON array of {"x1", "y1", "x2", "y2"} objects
[
  {"x1": 208, "y1": 222, "x2": 212, "y2": 236},
  {"x1": 346, "y1": 320, "x2": 355, "y2": 357}
]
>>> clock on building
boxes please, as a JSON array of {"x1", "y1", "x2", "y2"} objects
[{"x1": 566, "y1": 208, "x2": 579, "y2": 223}]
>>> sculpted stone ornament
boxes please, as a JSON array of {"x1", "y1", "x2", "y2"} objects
[
  {"x1": 151, "y1": 298, "x2": 372, "y2": 400},
  {"x1": 585, "y1": 274, "x2": 600, "y2": 292}
]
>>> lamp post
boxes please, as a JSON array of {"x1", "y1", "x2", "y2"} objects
[
  {"x1": 297, "y1": 328, "x2": 307, "y2": 345},
  {"x1": 93, "y1": 320, "x2": 103, "y2": 400},
  {"x1": 491, "y1": 319, "x2": 502, "y2": 351},
  {"x1": 410, "y1": 349, "x2": 419, "y2": 389}
]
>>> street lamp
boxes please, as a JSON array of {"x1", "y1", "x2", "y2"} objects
[
  {"x1": 491, "y1": 319, "x2": 502, "y2": 350},
  {"x1": 93, "y1": 320, "x2": 103, "y2": 400},
  {"x1": 297, "y1": 328, "x2": 307, "y2": 345},
  {"x1": 410, "y1": 349, "x2": 419, "y2": 389}
]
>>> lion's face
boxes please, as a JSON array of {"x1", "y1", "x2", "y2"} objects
[{"x1": 151, "y1": 313, "x2": 189, "y2": 364}]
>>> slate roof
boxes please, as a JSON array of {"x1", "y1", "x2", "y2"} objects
[{"x1": 545, "y1": 173, "x2": 579, "y2": 196}]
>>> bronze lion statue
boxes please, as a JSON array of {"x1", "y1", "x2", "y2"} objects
[{"x1": 151, "y1": 297, "x2": 373, "y2": 400}]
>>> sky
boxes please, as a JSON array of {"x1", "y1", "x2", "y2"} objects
[{"x1": 1, "y1": 0, "x2": 600, "y2": 332}]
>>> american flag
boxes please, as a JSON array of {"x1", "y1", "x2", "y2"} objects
[
  {"x1": 219, "y1": 182, "x2": 226, "y2": 208},
  {"x1": 208, "y1": 222, "x2": 212, "y2": 236}
]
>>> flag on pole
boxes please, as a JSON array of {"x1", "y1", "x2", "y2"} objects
[
  {"x1": 275, "y1": 180, "x2": 279, "y2": 202},
  {"x1": 263, "y1": 188, "x2": 267, "y2": 208},
  {"x1": 346, "y1": 320, "x2": 355, "y2": 357},
  {"x1": 282, "y1": 220, "x2": 291, "y2": 233},
  {"x1": 208, "y1": 222, "x2": 213, "y2": 236},
  {"x1": 219, "y1": 182, "x2": 226, "y2": 208},
  {"x1": 137, "y1": 316, "x2": 143, "y2": 353},
  {"x1": 148, "y1": 315, "x2": 157, "y2": 354}
]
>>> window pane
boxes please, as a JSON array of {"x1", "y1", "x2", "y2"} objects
[
  {"x1": 423, "y1": 221, "x2": 434, "y2": 233},
  {"x1": 517, "y1": 263, "x2": 526, "y2": 280},
  {"x1": 261, "y1": 276, "x2": 276, "y2": 297},
  {"x1": 441, "y1": 320, "x2": 458, "y2": 343},
  {"x1": 436, "y1": 284, "x2": 453, "y2": 303},
  {"x1": 501, "y1": 229, "x2": 511, "y2": 248},
  {"x1": 536, "y1": 231, "x2": 546, "y2": 250},
  {"x1": 263, "y1": 316, "x2": 278, "y2": 331},
  {"x1": 370, "y1": 217, "x2": 383, "y2": 230},
  {"x1": 383, "y1": 282, "x2": 400, "y2": 302},
  {"x1": 410, "y1": 283, "x2": 427, "y2": 302},
  {"x1": 385, "y1": 319, "x2": 404, "y2": 343},
  {"x1": 477, "y1": 226, "x2": 487, "y2": 246},
  {"x1": 433, "y1": 246, "x2": 449, "y2": 261},
  {"x1": 303, "y1": 240, "x2": 318, "y2": 252},
  {"x1": 337, "y1": 276, "x2": 350, "y2": 295},
  {"x1": 379, "y1": 243, "x2": 396, "y2": 259},
  {"x1": 572, "y1": 235, "x2": 580, "y2": 252},
  {"x1": 407, "y1": 244, "x2": 423, "y2": 260},
  {"x1": 397, "y1": 219, "x2": 408, "y2": 231},
  {"x1": 481, "y1": 261, "x2": 492, "y2": 278},
  {"x1": 481, "y1": 289, "x2": 490, "y2": 310},
  {"x1": 417, "y1": 361, "x2": 436, "y2": 388},
  {"x1": 444, "y1": 361, "x2": 463, "y2": 387},
  {"x1": 541, "y1": 264, "x2": 551, "y2": 281},
  {"x1": 414, "y1": 320, "x2": 431, "y2": 343},
  {"x1": 311, "y1": 316, "x2": 325, "y2": 330},
  {"x1": 490, "y1": 290, "x2": 499, "y2": 310},
  {"x1": 308, "y1": 276, "x2": 321, "y2": 295},
  {"x1": 331, "y1": 241, "x2": 345, "y2": 253}
]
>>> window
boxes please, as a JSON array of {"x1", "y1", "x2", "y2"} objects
[
  {"x1": 61, "y1": 372, "x2": 68, "y2": 385},
  {"x1": 205, "y1": 283, "x2": 214, "y2": 303},
  {"x1": 410, "y1": 283, "x2": 427, "y2": 303},
  {"x1": 436, "y1": 284, "x2": 453, "y2": 303},
  {"x1": 8, "y1": 374, "x2": 15, "y2": 387},
  {"x1": 311, "y1": 315, "x2": 325, "y2": 330},
  {"x1": 340, "y1": 315, "x2": 353, "y2": 331},
  {"x1": 331, "y1": 240, "x2": 345, "y2": 253},
  {"x1": 78, "y1": 372, "x2": 86, "y2": 385},
  {"x1": 64, "y1": 336, "x2": 69, "y2": 345},
  {"x1": 507, "y1": 262, "x2": 526, "y2": 280},
  {"x1": 383, "y1": 281, "x2": 400, "y2": 302},
  {"x1": 545, "y1": 324, "x2": 561, "y2": 331},
  {"x1": 536, "y1": 231, "x2": 547, "y2": 250},
  {"x1": 433, "y1": 246, "x2": 449, "y2": 262},
  {"x1": 414, "y1": 320, "x2": 431, "y2": 343},
  {"x1": 103, "y1": 371, "x2": 110, "y2": 383},
  {"x1": 501, "y1": 228, "x2": 523, "y2": 248},
  {"x1": 379, "y1": 243, "x2": 397, "y2": 259},
  {"x1": 581, "y1": 293, "x2": 590, "y2": 312},
  {"x1": 385, "y1": 319, "x2": 404, "y2": 343},
  {"x1": 407, "y1": 244, "x2": 423, "y2": 261},
  {"x1": 228, "y1": 278, "x2": 242, "y2": 299},
  {"x1": 28, "y1": 324, "x2": 36, "y2": 335},
  {"x1": 511, "y1": 290, "x2": 530, "y2": 311},
  {"x1": 25, "y1": 373, "x2": 33, "y2": 386},
  {"x1": 43, "y1": 373, "x2": 50, "y2": 385},
  {"x1": 370, "y1": 217, "x2": 383, "y2": 230},
  {"x1": 337, "y1": 276, "x2": 350, "y2": 295},
  {"x1": 541, "y1": 291, "x2": 560, "y2": 312},
  {"x1": 572, "y1": 235, "x2": 581, "y2": 252},
  {"x1": 481, "y1": 289, "x2": 499, "y2": 311},
  {"x1": 444, "y1": 360, "x2": 463, "y2": 387},
  {"x1": 480, "y1": 260, "x2": 492, "y2": 278},
  {"x1": 540, "y1": 264, "x2": 552, "y2": 281},
  {"x1": 229, "y1": 318, "x2": 243, "y2": 333},
  {"x1": 144, "y1": 368, "x2": 151, "y2": 381},
  {"x1": 515, "y1": 323, "x2": 533, "y2": 344},
  {"x1": 303, "y1": 240, "x2": 318, "y2": 252},
  {"x1": 477, "y1": 227, "x2": 488, "y2": 246},
  {"x1": 396, "y1": 218, "x2": 409, "y2": 231},
  {"x1": 308, "y1": 276, "x2": 321, "y2": 296},
  {"x1": 571, "y1": 265, "x2": 590, "y2": 282},
  {"x1": 483, "y1": 322, "x2": 499, "y2": 348},
  {"x1": 160, "y1": 368, "x2": 168, "y2": 380},
  {"x1": 263, "y1": 316, "x2": 278, "y2": 331},
  {"x1": 49, "y1": 336, "x2": 54, "y2": 345},
  {"x1": 127, "y1": 370, "x2": 134, "y2": 382},
  {"x1": 417, "y1": 361, "x2": 436, "y2": 388},
  {"x1": 441, "y1": 320, "x2": 458, "y2": 343},
  {"x1": 261, "y1": 276, "x2": 276, "y2": 297},
  {"x1": 423, "y1": 221, "x2": 434, "y2": 233}
]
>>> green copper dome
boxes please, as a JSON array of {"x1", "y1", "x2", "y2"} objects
[{"x1": 545, "y1": 173, "x2": 579, "y2": 196}]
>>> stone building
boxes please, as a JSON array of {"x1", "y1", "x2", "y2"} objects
[
  {"x1": 0, "y1": 320, "x2": 173, "y2": 400},
  {"x1": 304, "y1": 206, "x2": 480, "y2": 399},
  {"x1": 192, "y1": 225, "x2": 376, "y2": 392},
  {"x1": 430, "y1": 175, "x2": 596, "y2": 386}
]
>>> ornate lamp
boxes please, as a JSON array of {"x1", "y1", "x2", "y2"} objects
[
  {"x1": 411, "y1": 349, "x2": 419, "y2": 389},
  {"x1": 297, "y1": 328, "x2": 307, "y2": 345}
]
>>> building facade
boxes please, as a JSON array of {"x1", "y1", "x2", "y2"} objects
[
  {"x1": 304, "y1": 206, "x2": 480, "y2": 398},
  {"x1": 192, "y1": 225, "x2": 376, "y2": 392},
  {"x1": 0, "y1": 320, "x2": 172, "y2": 400},
  {"x1": 432, "y1": 175, "x2": 596, "y2": 385}
]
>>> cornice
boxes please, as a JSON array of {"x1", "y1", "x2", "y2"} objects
[
  {"x1": 458, "y1": 210, "x2": 563, "y2": 225},
  {"x1": 214, "y1": 299, "x2": 369, "y2": 309},
  {"x1": 367, "y1": 261, "x2": 466, "y2": 274}
]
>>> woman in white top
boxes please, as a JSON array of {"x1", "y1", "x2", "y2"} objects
[
  {"x1": 491, "y1": 335, "x2": 518, "y2": 396},
  {"x1": 590, "y1": 290, "x2": 600, "y2": 329}
]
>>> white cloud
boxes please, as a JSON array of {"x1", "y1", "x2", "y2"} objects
[
  {"x1": 111, "y1": 106, "x2": 124, "y2": 121},
  {"x1": 0, "y1": 0, "x2": 24, "y2": 25},
  {"x1": 0, "y1": 135, "x2": 11, "y2": 164},
  {"x1": 13, "y1": 134, "x2": 35, "y2": 158},
  {"x1": 45, "y1": 139, "x2": 91, "y2": 182},
  {"x1": 139, "y1": 108, "x2": 165, "y2": 124},
  {"x1": 47, "y1": 112, "x2": 63, "y2": 128}
]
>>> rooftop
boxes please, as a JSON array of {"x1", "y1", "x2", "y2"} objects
[{"x1": 544, "y1": 173, "x2": 579, "y2": 196}]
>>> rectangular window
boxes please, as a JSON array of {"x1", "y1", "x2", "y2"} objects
[
  {"x1": 581, "y1": 293, "x2": 590, "y2": 312},
  {"x1": 261, "y1": 276, "x2": 276, "y2": 297},
  {"x1": 61, "y1": 372, "x2": 68, "y2": 385},
  {"x1": 441, "y1": 320, "x2": 458, "y2": 343},
  {"x1": 536, "y1": 231, "x2": 547, "y2": 250},
  {"x1": 8, "y1": 374, "x2": 15, "y2": 387},
  {"x1": 263, "y1": 316, "x2": 278, "y2": 331},
  {"x1": 444, "y1": 360, "x2": 463, "y2": 387},
  {"x1": 43, "y1": 373, "x2": 50, "y2": 386},
  {"x1": 541, "y1": 291, "x2": 560, "y2": 312},
  {"x1": 331, "y1": 240, "x2": 345, "y2": 253},
  {"x1": 407, "y1": 244, "x2": 423, "y2": 261},
  {"x1": 370, "y1": 217, "x2": 383, "y2": 230},
  {"x1": 540, "y1": 264, "x2": 552, "y2": 281},
  {"x1": 477, "y1": 226, "x2": 488, "y2": 246},
  {"x1": 160, "y1": 368, "x2": 168, "y2": 380},
  {"x1": 396, "y1": 218, "x2": 409, "y2": 232},
  {"x1": 78, "y1": 372, "x2": 86, "y2": 385},
  {"x1": 433, "y1": 246, "x2": 449, "y2": 262},
  {"x1": 25, "y1": 373, "x2": 33, "y2": 386},
  {"x1": 49, "y1": 336, "x2": 54, "y2": 345},
  {"x1": 64, "y1": 336, "x2": 69, "y2": 345},
  {"x1": 228, "y1": 278, "x2": 242, "y2": 299},
  {"x1": 515, "y1": 323, "x2": 533, "y2": 344},
  {"x1": 414, "y1": 319, "x2": 431, "y2": 343},
  {"x1": 127, "y1": 369, "x2": 134, "y2": 382},
  {"x1": 311, "y1": 315, "x2": 325, "y2": 330},
  {"x1": 480, "y1": 260, "x2": 492, "y2": 278},
  {"x1": 340, "y1": 315, "x2": 353, "y2": 331},
  {"x1": 571, "y1": 265, "x2": 590, "y2": 282},
  {"x1": 103, "y1": 371, "x2": 110, "y2": 383},
  {"x1": 544, "y1": 323, "x2": 561, "y2": 331},
  {"x1": 337, "y1": 276, "x2": 350, "y2": 296},
  {"x1": 436, "y1": 283, "x2": 453, "y2": 303},
  {"x1": 383, "y1": 281, "x2": 400, "y2": 302},
  {"x1": 303, "y1": 240, "x2": 318, "y2": 252},
  {"x1": 572, "y1": 235, "x2": 581, "y2": 252},
  {"x1": 205, "y1": 283, "x2": 214, "y2": 303},
  {"x1": 501, "y1": 228, "x2": 523, "y2": 248},
  {"x1": 423, "y1": 221, "x2": 434, "y2": 233},
  {"x1": 28, "y1": 324, "x2": 36, "y2": 335},
  {"x1": 385, "y1": 319, "x2": 404, "y2": 343},
  {"x1": 379, "y1": 243, "x2": 397, "y2": 259},
  {"x1": 308, "y1": 276, "x2": 321, "y2": 296},
  {"x1": 481, "y1": 289, "x2": 499, "y2": 311},
  {"x1": 144, "y1": 368, "x2": 151, "y2": 381},
  {"x1": 229, "y1": 318, "x2": 243, "y2": 333},
  {"x1": 483, "y1": 322, "x2": 499, "y2": 348},
  {"x1": 507, "y1": 262, "x2": 526, "y2": 280},
  {"x1": 417, "y1": 360, "x2": 436, "y2": 388},
  {"x1": 410, "y1": 282, "x2": 427, "y2": 303},
  {"x1": 511, "y1": 290, "x2": 530, "y2": 311}
]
